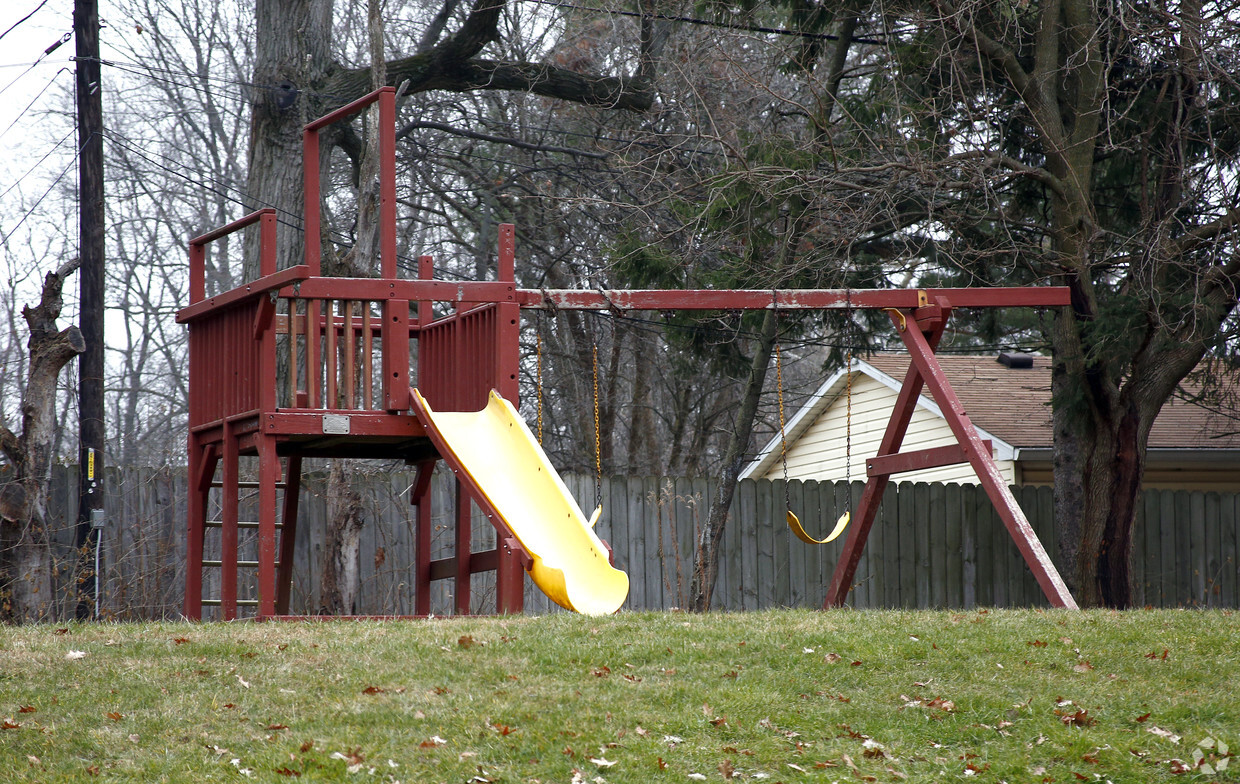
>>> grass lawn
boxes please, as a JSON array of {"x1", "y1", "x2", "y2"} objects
[{"x1": 1, "y1": 609, "x2": 1237, "y2": 782}]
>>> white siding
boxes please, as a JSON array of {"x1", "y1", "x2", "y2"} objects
[{"x1": 758, "y1": 374, "x2": 1016, "y2": 485}]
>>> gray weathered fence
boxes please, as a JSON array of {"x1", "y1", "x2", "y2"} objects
[{"x1": 23, "y1": 465, "x2": 1240, "y2": 619}]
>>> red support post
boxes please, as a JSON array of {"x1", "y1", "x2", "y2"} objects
[
  {"x1": 275, "y1": 455, "x2": 302, "y2": 615},
  {"x1": 183, "y1": 442, "x2": 216, "y2": 620},
  {"x1": 824, "y1": 310, "x2": 946, "y2": 607},
  {"x1": 256, "y1": 437, "x2": 279, "y2": 618},
  {"x1": 220, "y1": 422, "x2": 239, "y2": 621},
  {"x1": 454, "y1": 479, "x2": 472, "y2": 614},
  {"x1": 412, "y1": 459, "x2": 435, "y2": 616},
  {"x1": 493, "y1": 223, "x2": 525, "y2": 613},
  {"x1": 900, "y1": 300, "x2": 1077, "y2": 609}
]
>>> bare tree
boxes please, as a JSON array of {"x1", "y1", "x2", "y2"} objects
[{"x1": 0, "y1": 258, "x2": 84, "y2": 622}]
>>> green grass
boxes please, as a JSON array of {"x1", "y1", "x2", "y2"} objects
[{"x1": 2, "y1": 609, "x2": 1237, "y2": 782}]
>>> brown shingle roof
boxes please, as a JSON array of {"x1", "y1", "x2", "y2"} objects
[{"x1": 862, "y1": 354, "x2": 1240, "y2": 450}]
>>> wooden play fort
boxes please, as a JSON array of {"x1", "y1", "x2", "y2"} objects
[{"x1": 178, "y1": 87, "x2": 1078, "y2": 620}]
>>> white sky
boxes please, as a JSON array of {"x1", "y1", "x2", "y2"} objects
[{"x1": 0, "y1": 2, "x2": 81, "y2": 201}]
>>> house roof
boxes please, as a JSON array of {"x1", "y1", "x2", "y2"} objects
[{"x1": 743, "y1": 353, "x2": 1240, "y2": 480}]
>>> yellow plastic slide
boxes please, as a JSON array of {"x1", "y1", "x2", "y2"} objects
[{"x1": 411, "y1": 388, "x2": 629, "y2": 615}]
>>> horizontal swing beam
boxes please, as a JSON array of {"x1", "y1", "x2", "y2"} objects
[{"x1": 517, "y1": 287, "x2": 1071, "y2": 311}]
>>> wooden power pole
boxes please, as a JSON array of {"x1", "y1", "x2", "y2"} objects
[{"x1": 74, "y1": 0, "x2": 105, "y2": 620}]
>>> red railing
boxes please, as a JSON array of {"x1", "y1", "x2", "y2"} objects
[{"x1": 184, "y1": 209, "x2": 280, "y2": 429}]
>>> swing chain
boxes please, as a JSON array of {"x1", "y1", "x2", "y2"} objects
[
  {"x1": 844, "y1": 289, "x2": 853, "y2": 505},
  {"x1": 776, "y1": 339, "x2": 791, "y2": 510},
  {"x1": 592, "y1": 342, "x2": 602, "y2": 510},
  {"x1": 535, "y1": 328, "x2": 543, "y2": 445}
]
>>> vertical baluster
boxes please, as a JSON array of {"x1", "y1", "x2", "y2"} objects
[
  {"x1": 287, "y1": 298, "x2": 299, "y2": 407},
  {"x1": 325, "y1": 298, "x2": 338, "y2": 409},
  {"x1": 343, "y1": 300, "x2": 356, "y2": 409},
  {"x1": 362, "y1": 303, "x2": 373, "y2": 409}
]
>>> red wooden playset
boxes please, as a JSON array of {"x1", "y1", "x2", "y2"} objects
[{"x1": 178, "y1": 87, "x2": 1078, "y2": 620}]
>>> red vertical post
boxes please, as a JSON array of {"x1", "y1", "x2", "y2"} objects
[
  {"x1": 220, "y1": 423, "x2": 239, "y2": 621},
  {"x1": 275, "y1": 455, "x2": 302, "y2": 615},
  {"x1": 379, "y1": 87, "x2": 397, "y2": 279},
  {"x1": 259, "y1": 210, "x2": 277, "y2": 276},
  {"x1": 455, "y1": 479, "x2": 472, "y2": 614},
  {"x1": 303, "y1": 129, "x2": 321, "y2": 276},
  {"x1": 493, "y1": 223, "x2": 524, "y2": 613},
  {"x1": 189, "y1": 243, "x2": 205, "y2": 304},
  {"x1": 412, "y1": 460, "x2": 435, "y2": 616},
  {"x1": 183, "y1": 442, "x2": 214, "y2": 620},
  {"x1": 382, "y1": 299, "x2": 410, "y2": 411},
  {"x1": 256, "y1": 437, "x2": 279, "y2": 618},
  {"x1": 901, "y1": 301, "x2": 1077, "y2": 609},
  {"x1": 824, "y1": 309, "x2": 946, "y2": 607},
  {"x1": 377, "y1": 88, "x2": 408, "y2": 411}
]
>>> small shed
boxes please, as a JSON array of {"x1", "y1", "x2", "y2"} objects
[{"x1": 742, "y1": 353, "x2": 1240, "y2": 491}]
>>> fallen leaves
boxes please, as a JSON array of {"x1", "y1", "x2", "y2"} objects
[
  {"x1": 106, "y1": 712, "x2": 124, "y2": 721},
  {"x1": 1147, "y1": 725, "x2": 1182, "y2": 743},
  {"x1": 361, "y1": 685, "x2": 385, "y2": 695},
  {"x1": 1058, "y1": 709, "x2": 1096, "y2": 727},
  {"x1": 1054, "y1": 700, "x2": 1097, "y2": 727},
  {"x1": 65, "y1": 650, "x2": 87, "y2": 660},
  {"x1": 901, "y1": 695, "x2": 956, "y2": 713}
]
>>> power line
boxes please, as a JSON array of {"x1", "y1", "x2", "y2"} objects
[
  {"x1": 520, "y1": 0, "x2": 887, "y2": 45},
  {"x1": 0, "y1": 133, "x2": 86, "y2": 246},
  {"x1": 0, "y1": 66, "x2": 68, "y2": 142},
  {"x1": 0, "y1": 0, "x2": 49, "y2": 43},
  {"x1": 0, "y1": 31, "x2": 70, "y2": 99},
  {"x1": 0, "y1": 125, "x2": 76, "y2": 202}
]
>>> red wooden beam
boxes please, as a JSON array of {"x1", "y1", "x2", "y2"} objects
[
  {"x1": 517, "y1": 287, "x2": 1070, "y2": 311},
  {"x1": 176, "y1": 266, "x2": 311, "y2": 323},
  {"x1": 824, "y1": 314, "x2": 947, "y2": 607},
  {"x1": 900, "y1": 301, "x2": 1077, "y2": 609},
  {"x1": 866, "y1": 441, "x2": 992, "y2": 478}
]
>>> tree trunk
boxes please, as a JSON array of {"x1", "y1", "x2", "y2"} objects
[
  {"x1": 0, "y1": 259, "x2": 85, "y2": 623},
  {"x1": 688, "y1": 309, "x2": 778, "y2": 612},
  {"x1": 247, "y1": 0, "x2": 336, "y2": 276},
  {"x1": 319, "y1": 460, "x2": 365, "y2": 614}
]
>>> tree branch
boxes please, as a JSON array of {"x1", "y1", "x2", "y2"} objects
[
  {"x1": 397, "y1": 119, "x2": 608, "y2": 158},
  {"x1": 1174, "y1": 204, "x2": 1240, "y2": 255},
  {"x1": 932, "y1": 0, "x2": 1066, "y2": 150},
  {"x1": 0, "y1": 423, "x2": 22, "y2": 469},
  {"x1": 325, "y1": 0, "x2": 654, "y2": 113}
]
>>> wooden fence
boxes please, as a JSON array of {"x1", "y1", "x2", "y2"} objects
[{"x1": 23, "y1": 465, "x2": 1240, "y2": 619}]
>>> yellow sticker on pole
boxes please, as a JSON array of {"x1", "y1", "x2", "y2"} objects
[{"x1": 88, "y1": 448, "x2": 95, "y2": 480}]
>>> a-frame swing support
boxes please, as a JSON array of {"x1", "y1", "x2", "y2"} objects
[{"x1": 519, "y1": 287, "x2": 1078, "y2": 610}]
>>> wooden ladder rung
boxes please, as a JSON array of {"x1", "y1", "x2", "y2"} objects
[
  {"x1": 200, "y1": 599, "x2": 259, "y2": 607},
  {"x1": 209, "y1": 481, "x2": 288, "y2": 489},
  {"x1": 204, "y1": 520, "x2": 283, "y2": 530}
]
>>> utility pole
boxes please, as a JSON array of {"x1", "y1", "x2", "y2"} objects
[{"x1": 74, "y1": 0, "x2": 105, "y2": 620}]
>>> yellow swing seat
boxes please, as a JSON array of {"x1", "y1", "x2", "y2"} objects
[{"x1": 786, "y1": 509, "x2": 850, "y2": 545}]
